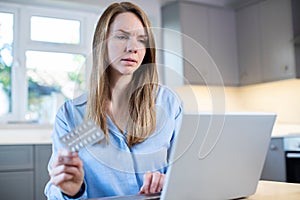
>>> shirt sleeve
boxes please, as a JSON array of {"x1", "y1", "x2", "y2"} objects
[
  {"x1": 166, "y1": 98, "x2": 183, "y2": 166},
  {"x1": 44, "y1": 102, "x2": 88, "y2": 200}
]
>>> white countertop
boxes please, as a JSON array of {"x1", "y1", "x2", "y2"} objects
[
  {"x1": 0, "y1": 123, "x2": 300, "y2": 145},
  {"x1": 0, "y1": 124, "x2": 53, "y2": 145},
  {"x1": 271, "y1": 123, "x2": 300, "y2": 138}
]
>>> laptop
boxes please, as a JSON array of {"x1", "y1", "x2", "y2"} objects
[{"x1": 91, "y1": 112, "x2": 276, "y2": 200}]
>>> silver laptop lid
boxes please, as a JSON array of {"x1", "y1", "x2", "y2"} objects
[{"x1": 161, "y1": 113, "x2": 276, "y2": 200}]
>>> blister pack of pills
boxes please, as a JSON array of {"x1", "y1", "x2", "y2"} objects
[{"x1": 59, "y1": 120, "x2": 105, "y2": 152}]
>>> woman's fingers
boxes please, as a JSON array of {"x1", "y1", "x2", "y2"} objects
[
  {"x1": 53, "y1": 150, "x2": 80, "y2": 167},
  {"x1": 150, "y1": 171, "x2": 161, "y2": 193},
  {"x1": 140, "y1": 171, "x2": 165, "y2": 194},
  {"x1": 49, "y1": 149, "x2": 84, "y2": 196},
  {"x1": 50, "y1": 149, "x2": 82, "y2": 181},
  {"x1": 141, "y1": 172, "x2": 152, "y2": 194},
  {"x1": 50, "y1": 164, "x2": 81, "y2": 181},
  {"x1": 157, "y1": 173, "x2": 165, "y2": 192},
  {"x1": 50, "y1": 171, "x2": 74, "y2": 185}
]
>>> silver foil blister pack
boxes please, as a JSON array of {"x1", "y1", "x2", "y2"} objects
[{"x1": 60, "y1": 120, "x2": 105, "y2": 152}]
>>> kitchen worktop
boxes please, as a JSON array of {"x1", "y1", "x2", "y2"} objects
[
  {"x1": 247, "y1": 181, "x2": 300, "y2": 200},
  {"x1": 88, "y1": 181, "x2": 300, "y2": 200},
  {"x1": 0, "y1": 123, "x2": 53, "y2": 145},
  {"x1": 270, "y1": 123, "x2": 300, "y2": 138},
  {"x1": 0, "y1": 122, "x2": 300, "y2": 145}
]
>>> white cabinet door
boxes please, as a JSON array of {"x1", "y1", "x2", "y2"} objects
[
  {"x1": 208, "y1": 7, "x2": 239, "y2": 86},
  {"x1": 260, "y1": 0, "x2": 295, "y2": 81},
  {"x1": 181, "y1": 3, "x2": 210, "y2": 85},
  {"x1": 180, "y1": 3, "x2": 239, "y2": 86},
  {"x1": 237, "y1": 3, "x2": 262, "y2": 85},
  {"x1": 238, "y1": 0, "x2": 295, "y2": 85}
]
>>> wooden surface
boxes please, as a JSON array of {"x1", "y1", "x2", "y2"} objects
[
  {"x1": 88, "y1": 181, "x2": 300, "y2": 199},
  {"x1": 247, "y1": 181, "x2": 300, "y2": 200}
]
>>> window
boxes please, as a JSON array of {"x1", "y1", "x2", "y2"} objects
[
  {"x1": 0, "y1": 12, "x2": 13, "y2": 116},
  {"x1": 30, "y1": 16, "x2": 81, "y2": 44},
  {"x1": 26, "y1": 51, "x2": 86, "y2": 122},
  {"x1": 0, "y1": 3, "x2": 97, "y2": 124}
]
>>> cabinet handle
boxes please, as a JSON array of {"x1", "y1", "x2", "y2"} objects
[
  {"x1": 286, "y1": 153, "x2": 300, "y2": 158},
  {"x1": 270, "y1": 144, "x2": 277, "y2": 151}
]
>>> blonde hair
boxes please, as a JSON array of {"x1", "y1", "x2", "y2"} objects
[{"x1": 86, "y1": 2, "x2": 158, "y2": 146}]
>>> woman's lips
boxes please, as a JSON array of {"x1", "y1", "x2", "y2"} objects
[
  {"x1": 121, "y1": 58, "x2": 137, "y2": 63},
  {"x1": 121, "y1": 58, "x2": 138, "y2": 66}
]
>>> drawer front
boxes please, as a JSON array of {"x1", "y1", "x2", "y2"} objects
[
  {"x1": 0, "y1": 171, "x2": 34, "y2": 200},
  {"x1": 35, "y1": 144, "x2": 52, "y2": 200},
  {"x1": 0, "y1": 145, "x2": 34, "y2": 171},
  {"x1": 261, "y1": 138, "x2": 286, "y2": 181}
]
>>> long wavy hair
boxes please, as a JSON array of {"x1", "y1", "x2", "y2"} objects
[{"x1": 86, "y1": 2, "x2": 158, "y2": 147}]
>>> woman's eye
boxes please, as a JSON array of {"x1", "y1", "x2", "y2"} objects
[
  {"x1": 116, "y1": 35, "x2": 128, "y2": 40},
  {"x1": 139, "y1": 39, "x2": 147, "y2": 44}
]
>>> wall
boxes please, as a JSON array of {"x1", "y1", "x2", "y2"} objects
[
  {"x1": 238, "y1": 79, "x2": 300, "y2": 124},
  {"x1": 174, "y1": 79, "x2": 300, "y2": 135}
]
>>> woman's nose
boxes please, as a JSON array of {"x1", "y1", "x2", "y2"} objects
[{"x1": 127, "y1": 38, "x2": 138, "y2": 53}]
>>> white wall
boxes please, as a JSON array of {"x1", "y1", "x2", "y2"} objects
[
  {"x1": 0, "y1": 0, "x2": 162, "y2": 25},
  {"x1": 174, "y1": 79, "x2": 300, "y2": 135}
]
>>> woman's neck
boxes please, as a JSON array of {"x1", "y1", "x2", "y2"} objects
[
  {"x1": 108, "y1": 68, "x2": 132, "y2": 93},
  {"x1": 107, "y1": 68, "x2": 133, "y2": 132}
]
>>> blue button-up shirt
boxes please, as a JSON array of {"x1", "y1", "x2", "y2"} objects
[{"x1": 45, "y1": 85, "x2": 182, "y2": 199}]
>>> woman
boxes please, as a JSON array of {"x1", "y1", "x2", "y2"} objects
[{"x1": 45, "y1": 2, "x2": 182, "y2": 199}]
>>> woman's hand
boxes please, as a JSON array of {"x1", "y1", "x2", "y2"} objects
[
  {"x1": 139, "y1": 171, "x2": 165, "y2": 194},
  {"x1": 49, "y1": 149, "x2": 84, "y2": 196}
]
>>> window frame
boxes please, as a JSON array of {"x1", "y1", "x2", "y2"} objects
[
  {"x1": 0, "y1": 3, "x2": 19, "y2": 122},
  {"x1": 0, "y1": 2, "x2": 97, "y2": 123}
]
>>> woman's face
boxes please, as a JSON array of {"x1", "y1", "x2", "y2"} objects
[{"x1": 107, "y1": 12, "x2": 147, "y2": 76}]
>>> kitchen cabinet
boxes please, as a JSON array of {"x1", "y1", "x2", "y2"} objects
[
  {"x1": 236, "y1": 3, "x2": 262, "y2": 85},
  {"x1": 292, "y1": 0, "x2": 300, "y2": 78},
  {"x1": 162, "y1": 2, "x2": 239, "y2": 87},
  {"x1": 261, "y1": 138, "x2": 286, "y2": 182},
  {"x1": 0, "y1": 144, "x2": 52, "y2": 200},
  {"x1": 237, "y1": 0, "x2": 295, "y2": 85},
  {"x1": 35, "y1": 144, "x2": 52, "y2": 200},
  {"x1": 0, "y1": 145, "x2": 34, "y2": 199},
  {"x1": 0, "y1": 171, "x2": 34, "y2": 199}
]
